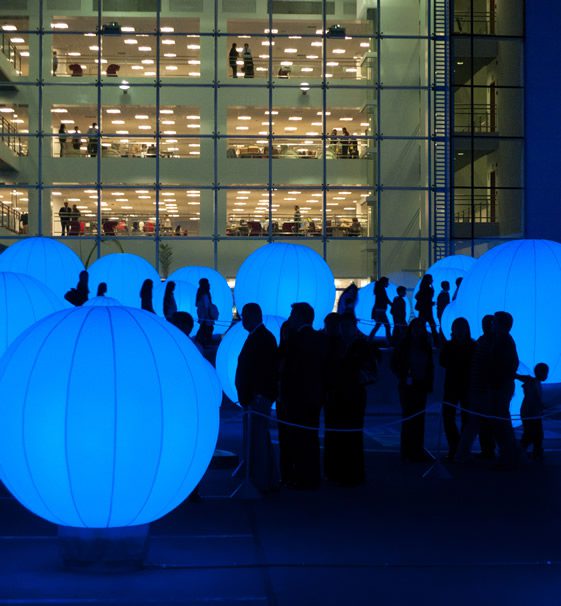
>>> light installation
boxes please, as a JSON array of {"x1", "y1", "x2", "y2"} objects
[
  {"x1": 167, "y1": 266, "x2": 233, "y2": 335},
  {"x1": 234, "y1": 243, "x2": 336, "y2": 329},
  {"x1": 215, "y1": 315, "x2": 285, "y2": 405},
  {"x1": 154, "y1": 279, "x2": 198, "y2": 320},
  {"x1": 452, "y1": 240, "x2": 561, "y2": 383},
  {"x1": 83, "y1": 296, "x2": 122, "y2": 307},
  {"x1": 0, "y1": 236, "x2": 84, "y2": 298},
  {"x1": 0, "y1": 306, "x2": 221, "y2": 528},
  {"x1": 0, "y1": 271, "x2": 68, "y2": 357},
  {"x1": 355, "y1": 282, "x2": 412, "y2": 336},
  {"x1": 88, "y1": 253, "x2": 160, "y2": 309}
]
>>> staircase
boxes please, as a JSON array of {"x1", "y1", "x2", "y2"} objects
[{"x1": 432, "y1": 0, "x2": 450, "y2": 262}]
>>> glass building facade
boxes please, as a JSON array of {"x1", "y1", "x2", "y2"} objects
[{"x1": 0, "y1": 0, "x2": 522, "y2": 283}]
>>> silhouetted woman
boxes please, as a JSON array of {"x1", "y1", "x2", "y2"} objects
[
  {"x1": 140, "y1": 278, "x2": 155, "y2": 314},
  {"x1": 337, "y1": 283, "x2": 358, "y2": 316},
  {"x1": 391, "y1": 317, "x2": 434, "y2": 462},
  {"x1": 195, "y1": 277, "x2": 215, "y2": 346},
  {"x1": 414, "y1": 273, "x2": 439, "y2": 345},
  {"x1": 439, "y1": 317, "x2": 475, "y2": 460},
  {"x1": 163, "y1": 281, "x2": 177, "y2": 321},
  {"x1": 369, "y1": 276, "x2": 391, "y2": 345}
]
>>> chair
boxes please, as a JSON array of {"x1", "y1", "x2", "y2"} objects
[
  {"x1": 68, "y1": 64, "x2": 83, "y2": 77},
  {"x1": 106, "y1": 64, "x2": 120, "y2": 77},
  {"x1": 247, "y1": 221, "x2": 263, "y2": 236}
]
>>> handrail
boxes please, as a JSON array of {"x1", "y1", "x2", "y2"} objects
[
  {"x1": 0, "y1": 200, "x2": 23, "y2": 234},
  {"x1": 0, "y1": 32, "x2": 23, "y2": 74},
  {"x1": 0, "y1": 114, "x2": 28, "y2": 156}
]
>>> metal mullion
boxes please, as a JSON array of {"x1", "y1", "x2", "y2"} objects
[{"x1": 155, "y1": 1, "x2": 161, "y2": 272}]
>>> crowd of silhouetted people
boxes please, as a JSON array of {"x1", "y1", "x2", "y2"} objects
[{"x1": 64, "y1": 269, "x2": 550, "y2": 496}]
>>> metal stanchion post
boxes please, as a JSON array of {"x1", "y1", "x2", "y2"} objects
[
  {"x1": 231, "y1": 409, "x2": 262, "y2": 499},
  {"x1": 423, "y1": 403, "x2": 452, "y2": 480}
]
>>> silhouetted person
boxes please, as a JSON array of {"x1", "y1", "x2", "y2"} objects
[
  {"x1": 369, "y1": 276, "x2": 391, "y2": 345},
  {"x1": 337, "y1": 283, "x2": 358, "y2": 316},
  {"x1": 87, "y1": 122, "x2": 98, "y2": 157},
  {"x1": 59, "y1": 201, "x2": 71, "y2": 236},
  {"x1": 163, "y1": 281, "x2": 178, "y2": 321},
  {"x1": 195, "y1": 277, "x2": 216, "y2": 347},
  {"x1": 52, "y1": 50, "x2": 58, "y2": 76},
  {"x1": 235, "y1": 303, "x2": 279, "y2": 493},
  {"x1": 229, "y1": 43, "x2": 238, "y2": 77},
  {"x1": 390, "y1": 285, "x2": 408, "y2": 345},
  {"x1": 96, "y1": 282, "x2": 107, "y2": 297},
  {"x1": 436, "y1": 280, "x2": 450, "y2": 324},
  {"x1": 170, "y1": 311, "x2": 194, "y2": 337},
  {"x1": 64, "y1": 270, "x2": 89, "y2": 306},
  {"x1": 415, "y1": 274, "x2": 439, "y2": 345},
  {"x1": 391, "y1": 317, "x2": 434, "y2": 462},
  {"x1": 58, "y1": 123, "x2": 67, "y2": 157},
  {"x1": 140, "y1": 278, "x2": 155, "y2": 313},
  {"x1": 452, "y1": 276, "x2": 463, "y2": 301},
  {"x1": 278, "y1": 302, "x2": 326, "y2": 489},
  {"x1": 324, "y1": 313, "x2": 377, "y2": 485},
  {"x1": 518, "y1": 362, "x2": 549, "y2": 461},
  {"x1": 439, "y1": 317, "x2": 475, "y2": 460},
  {"x1": 456, "y1": 314, "x2": 496, "y2": 461},
  {"x1": 242, "y1": 43, "x2": 254, "y2": 78},
  {"x1": 489, "y1": 311, "x2": 520, "y2": 467}
]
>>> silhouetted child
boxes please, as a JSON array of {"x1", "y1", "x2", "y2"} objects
[
  {"x1": 436, "y1": 280, "x2": 450, "y2": 323},
  {"x1": 517, "y1": 362, "x2": 549, "y2": 461},
  {"x1": 390, "y1": 286, "x2": 407, "y2": 345}
]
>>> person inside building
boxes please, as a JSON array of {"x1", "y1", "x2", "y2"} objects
[
  {"x1": 52, "y1": 50, "x2": 58, "y2": 76},
  {"x1": 87, "y1": 122, "x2": 98, "y2": 157},
  {"x1": 242, "y1": 43, "x2": 254, "y2": 78},
  {"x1": 229, "y1": 42, "x2": 238, "y2": 78},
  {"x1": 293, "y1": 205, "x2": 302, "y2": 233},
  {"x1": 59, "y1": 200, "x2": 71, "y2": 236},
  {"x1": 58, "y1": 123, "x2": 67, "y2": 157},
  {"x1": 71, "y1": 126, "x2": 81, "y2": 152}
]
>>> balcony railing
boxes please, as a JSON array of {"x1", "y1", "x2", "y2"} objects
[
  {"x1": 0, "y1": 32, "x2": 23, "y2": 74},
  {"x1": 0, "y1": 200, "x2": 23, "y2": 233},
  {"x1": 454, "y1": 11, "x2": 495, "y2": 36},
  {"x1": 454, "y1": 193, "x2": 496, "y2": 223},
  {"x1": 454, "y1": 103, "x2": 495, "y2": 133},
  {"x1": 0, "y1": 115, "x2": 28, "y2": 156}
]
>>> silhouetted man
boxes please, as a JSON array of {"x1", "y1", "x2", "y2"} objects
[
  {"x1": 59, "y1": 201, "x2": 71, "y2": 236},
  {"x1": 489, "y1": 311, "x2": 520, "y2": 466},
  {"x1": 278, "y1": 302, "x2": 325, "y2": 489},
  {"x1": 235, "y1": 303, "x2": 279, "y2": 493}
]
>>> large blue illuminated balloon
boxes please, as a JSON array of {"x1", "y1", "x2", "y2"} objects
[
  {"x1": 0, "y1": 306, "x2": 220, "y2": 528},
  {"x1": 452, "y1": 240, "x2": 561, "y2": 383},
  {"x1": 215, "y1": 315, "x2": 285, "y2": 405},
  {"x1": 88, "y1": 253, "x2": 160, "y2": 309},
  {"x1": 355, "y1": 282, "x2": 411, "y2": 336},
  {"x1": 83, "y1": 296, "x2": 122, "y2": 307},
  {"x1": 0, "y1": 271, "x2": 68, "y2": 357},
  {"x1": 0, "y1": 237, "x2": 84, "y2": 298},
  {"x1": 167, "y1": 266, "x2": 233, "y2": 334},
  {"x1": 413, "y1": 255, "x2": 476, "y2": 322},
  {"x1": 234, "y1": 243, "x2": 335, "y2": 329},
  {"x1": 154, "y1": 280, "x2": 198, "y2": 320}
]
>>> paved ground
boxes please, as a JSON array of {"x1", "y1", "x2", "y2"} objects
[{"x1": 1, "y1": 353, "x2": 561, "y2": 605}]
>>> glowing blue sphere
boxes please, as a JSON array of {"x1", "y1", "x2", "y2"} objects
[
  {"x1": 83, "y1": 296, "x2": 122, "y2": 307},
  {"x1": 0, "y1": 237, "x2": 85, "y2": 298},
  {"x1": 0, "y1": 271, "x2": 68, "y2": 356},
  {"x1": 452, "y1": 240, "x2": 561, "y2": 383},
  {"x1": 355, "y1": 282, "x2": 411, "y2": 336},
  {"x1": 167, "y1": 266, "x2": 233, "y2": 334},
  {"x1": 154, "y1": 280, "x2": 198, "y2": 320},
  {"x1": 413, "y1": 255, "x2": 476, "y2": 320},
  {"x1": 88, "y1": 253, "x2": 160, "y2": 309},
  {"x1": 215, "y1": 315, "x2": 285, "y2": 405},
  {"x1": 0, "y1": 306, "x2": 220, "y2": 528},
  {"x1": 234, "y1": 244, "x2": 335, "y2": 329}
]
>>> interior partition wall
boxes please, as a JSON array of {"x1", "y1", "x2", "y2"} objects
[{"x1": 0, "y1": 0, "x2": 448, "y2": 283}]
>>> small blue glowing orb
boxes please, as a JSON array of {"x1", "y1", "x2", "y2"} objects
[
  {"x1": 0, "y1": 306, "x2": 220, "y2": 528},
  {"x1": 355, "y1": 282, "x2": 412, "y2": 336},
  {"x1": 88, "y1": 253, "x2": 160, "y2": 309},
  {"x1": 215, "y1": 315, "x2": 285, "y2": 405},
  {"x1": 413, "y1": 254, "x2": 476, "y2": 320},
  {"x1": 234, "y1": 244, "x2": 336, "y2": 329},
  {"x1": 0, "y1": 237, "x2": 85, "y2": 298},
  {"x1": 154, "y1": 280, "x2": 198, "y2": 321},
  {"x1": 0, "y1": 271, "x2": 68, "y2": 357},
  {"x1": 167, "y1": 266, "x2": 233, "y2": 334},
  {"x1": 83, "y1": 296, "x2": 122, "y2": 307},
  {"x1": 453, "y1": 240, "x2": 561, "y2": 383}
]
